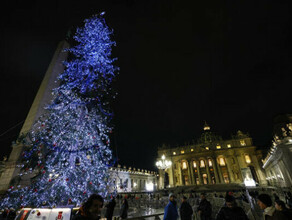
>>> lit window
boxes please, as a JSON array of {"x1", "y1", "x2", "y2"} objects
[
  {"x1": 240, "y1": 140, "x2": 246, "y2": 146},
  {"x1": 182, "y1": 161, "x2": 187, "y2": 169},
  {"x1": 245, "y1": 155, "x2": 251, "y2": 164},
  {"x1": 181, "y1": 150, "x2": 185, "y2": 154},
  {"x1": 218, "y1": 157, "x2": 226, "y2": 166},
  {"x1": 173, "y1": 152, "x2": 176, "y2": 155},
  {"x1": 204, "y1": 124, "x2": 210, "y2": 131},
  {"x1": 223, "y1": 173, "x2": 229, "y2": 183},
  {"x1": 208, "y1": 159, "x2": 213, "y2": 167},
  {"x1": 203, "y1": 174, "x2": 208, "y2": 184},
  {"x1": 216, "y1": 145, "x2": 221, "y2": 149},
  {"x1": 227, "y1": 144, "x2": 231, "y2": 148},
  {"x1": 191, "y1": 149, "x2": 194, "y2": 152},
  {"x1": 193, "y1": 161, "x2": 197, "y2": 168},
  {"x1": 200, "y1": 160, "x2": 205, "y2": 168},
  {"x1": 205, "y1": 147, "x2": 209, "y2": 150}
]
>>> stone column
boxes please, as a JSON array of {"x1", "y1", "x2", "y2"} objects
[
  {"x1": 187, "y1": 160, "x2": 193, "y2": 185},
  {"x1": 278, "y1": 160, "x2": 291, "y2": 187},
  {"x1": 205, "y1": 159, "x2": 212, "y2": 184},
  {"x1": 189, "y1": 161, "x2": 196, "y2": 185},
  {"x1": 0, "y1": 144, "x2": 22, "y2": 191},
  {"x1": 178, "y1": 164, "x2": 183, "y2": 186},
  {"x1": 166, "y1": 166, "x2": 174, "y2": 188},
  {"x1": 158, "y1": 169, "x2": 165, "y2": 189},
  {"x1": 212, "y1": 158, "x2": 220, "y2": 184},
  {"x1": 215, "y1": 158, "x2": 224, "y2": 183},
  {"x1": 172, "y1": 161, "x2": 176, "y2": 187},
  {"x1": 225, "y1": 157, "x2": 235, "y2": 183},
  {"x1": 251, "y1": 154, "x2": 267, "y2": 185},
  {"x1": 234, "y1": 155, "x2": 243, "y2": 182},
  {"x1": 279, "y1": 149, "x2": 292, "y2": 187},
  {"x1": 197, "y1": 161, "x2": 203, "y2": 185},
  {"x1": 170, "y1": 165, "x2": 175, "y2": 187}
]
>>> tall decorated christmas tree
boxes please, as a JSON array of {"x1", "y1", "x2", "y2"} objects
[{"x1": 1, "y1": 12, "x2": 119, "y2": 208}]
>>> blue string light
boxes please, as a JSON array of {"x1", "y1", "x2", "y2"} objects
[{"x1": 1, "y1": 12, "x2": 118, "y2": 209}]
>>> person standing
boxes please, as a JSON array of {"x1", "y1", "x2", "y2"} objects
[
  {"x1": 274, "y1": 200, "x2": 292, "y2": 219},
  {"x1": 179, "y1": 196, "x2": 193, "y2": 220},
  {"x1": 119, "y1": 197, "x2": 129, "y2": 219},
  {"x1": 163, "y1": 193, "x2": 179, "y2": 220},
  {"x1": 197, "y1": 193, "x2": 212, "y2": 220},
  {"x1": 285, "y1": 192, "x2": 292, "y2": 209},
  {"x1": 216, "y1": 195, "x2": 248, "y2": 220},
  {"x1": 105, "y1": 197, "x2": 116, "y2": 220},
  {"x1": 73, "y1": 194, "x2": 104, "y2": 220},
  {"x1": 257, "y1": 193, "x2": 281, "y2": 220}
]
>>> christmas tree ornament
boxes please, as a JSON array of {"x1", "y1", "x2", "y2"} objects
[{"x1": 0, "y1": 13, "x2": 118, "y2": 209}]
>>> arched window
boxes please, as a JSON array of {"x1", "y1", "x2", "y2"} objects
[
  {"x1": 193, "y1": 161, "x2": 197, "y2": 168},
  {"x1": 218, "y1": 157, "x2": 226, "y2": 166},
  {"x1": 245, "y1": 155, "x2": 251, "y2": 164},
  {"x1": 208, "y1": 159, "x2": 213, "y2": 167},
  {"x1": 200, "y1": 160, "x2": 205, "y2": 168},
  {"x1": 202, "y1": 174, "x2": 208, "y2": 184},
  {"x1": 182, "y1": 161, "x2": 187, "y2": 169}
]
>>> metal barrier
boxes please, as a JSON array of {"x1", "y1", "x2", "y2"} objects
[{"x1": 112, "y1": 213, "x2": 164, "y2": 220}]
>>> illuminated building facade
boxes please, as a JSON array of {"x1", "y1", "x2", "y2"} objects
[
  {"x1": 110, "y1": 165, "x2": 158, "y2": 193},
  {"x1": 157, "y1": 123, "x2": 267, "y2": 188},
  {"x1": 262, "y1": 114, "x2": 292, "y2": 187}
]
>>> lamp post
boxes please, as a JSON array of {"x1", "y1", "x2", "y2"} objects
[{"x1": 156, "y1": 154, "x2": 172, "y2": 189}]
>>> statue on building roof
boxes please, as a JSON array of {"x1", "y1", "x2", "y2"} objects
[
  {"x1": 232, "y1": 130, "x2": 250, "y2": 139},
  {"x1": 197, "y1": 122, "x2": 222, "y2": 148},
  {"x1": 203, "y1": 121, "x2": 211, "y2": 131}
]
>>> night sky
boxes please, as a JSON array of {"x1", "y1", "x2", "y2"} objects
[{"x1": 1, "y1": 0, "x2": 292, "y2": 171}]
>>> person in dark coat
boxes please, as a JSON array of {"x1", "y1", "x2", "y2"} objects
[
  {"x1": 163, "y1": 193, "x2": 179, "y2": 220},
  {"x1": 216, "y1": 195, "x2": 248, "y2": 220},
  {"x1": 0, "y1": 208, "x2": 9, "y2": 218},
  {"x1": 274, "y1": 200, "x2": 292, "y2": 220},
  {"x1": 257, "y1": 193, "x2": 283, "y2": 220},
  {"x1": 179, "y1": 196, "x2": 193, "y2": 220},
  {"x1": 7, "y1": 209, "x2": 16, "y2": 220},
  {"x1": 105, "y1": 197, "x2": 116, "y2": 220},
  {"x1": 119, "y1": 197, "x2": 129, "y2": 219},
  {"x1": 197, "y1": 193, "x2": 212, "y2": 220},
  {"x1": 286, "y1": 192, "x2": 292, "y2": 209},
  {"x1": 73, "y1": 194, "x2": 104, "y2": 220}
]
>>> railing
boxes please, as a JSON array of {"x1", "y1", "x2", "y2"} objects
[{"x1": 113, "y1": 213, "x2": 164, "y2": 220}]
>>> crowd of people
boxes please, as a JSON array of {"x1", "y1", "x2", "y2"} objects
[
  {"x1": 1, "y1": 189, "x2": 292, "y2": 220},
  {"x1": 71, "y1": 194, "x2": 129, "y2": 220},
  {"x1": 162, "y1": 190, "x2": 292, "y2": 220}
]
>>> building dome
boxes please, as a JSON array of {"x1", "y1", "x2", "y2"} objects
[{"x1": 197, "y1": 122, "x2": 222, "y2": 148}]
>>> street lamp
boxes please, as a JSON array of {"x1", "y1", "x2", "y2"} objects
[
  {"x1": 156, "y1": 154, "x2": 172, "y2": 170},
  {"x1": 156, "y1": 154, "x2": 172, "y2": 189}
]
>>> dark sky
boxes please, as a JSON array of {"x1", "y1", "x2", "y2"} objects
[{"x1": 1, "y1": 0, "x2": 292, "y2": 171}]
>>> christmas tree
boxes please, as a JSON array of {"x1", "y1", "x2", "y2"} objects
[{"x1": 1, "y1": 12, "x2": 119, "y2": 208}]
